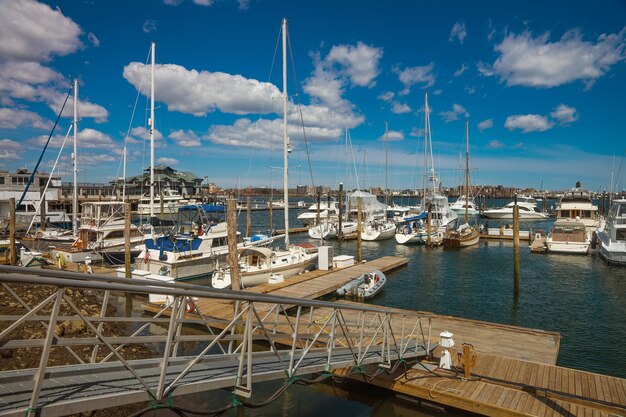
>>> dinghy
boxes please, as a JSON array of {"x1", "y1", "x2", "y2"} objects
[{"x1": 336, "y1": 270, "x2": 386, "y2": 300}]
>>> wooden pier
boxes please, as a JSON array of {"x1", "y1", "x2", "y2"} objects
[{"x1": 140, "y1": 256, "x2": 626, "y2": 416}]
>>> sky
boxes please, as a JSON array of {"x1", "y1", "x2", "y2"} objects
[{"x1": 0, "y1": 0, "x2": 625, "y2": 193}]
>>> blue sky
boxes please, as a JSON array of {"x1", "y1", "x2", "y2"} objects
[{"x1": 1, "y1": 0, "x2": 625, "y2": 192}]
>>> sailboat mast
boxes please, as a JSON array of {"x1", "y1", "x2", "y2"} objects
[
  {"x1": 149, "y1": 42, "x2": 155, "y2": 218},
  {"x1": 465, "y1": 119, "x2": 469, "y2": 224},
  {"x1": 385, "y1": 121, "x2": 389, "y2": 207},
  {"x1": 72, "y1": 79, "x2": 79, "y2": 236},
  {"x1": 282, "y1": 18, "x2": 290, "y2": 248}
]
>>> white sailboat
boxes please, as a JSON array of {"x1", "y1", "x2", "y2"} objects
[
  {"x1": 396, "y1": 93, "x2": 457, "y2": 245},
  {"x1": 212, "y1": 19, "x2": 317, "y2": 289}
]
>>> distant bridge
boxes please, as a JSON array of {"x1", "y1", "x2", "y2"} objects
[{"x1": 0, "y1": 266, "x2": 433, "y2": 417}]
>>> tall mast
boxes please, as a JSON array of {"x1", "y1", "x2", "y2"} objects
[
  {"x1": 149, "y1": 42, "x2": 155, "y2": 218},
  {"x1": 122, "y1": 143, "x2": 126, "y2": 202},
  {"x1": 465, "y1": 119, "x2": 469, "y2": 224},
  {"x1": 422, "y1": 93, "x2": 428, "y2": 204},
  {"x1": 282, "y1": 18, "x2": 289, "y2": 248},
  {"x1": 72, "y1": 79, "x2": 79, "y2": 236},
  {"x1": 384, "y1": 121, "x2": 389, "y2": 207}
]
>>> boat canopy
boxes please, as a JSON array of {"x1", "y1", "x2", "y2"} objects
[
  {"x1": 178, "y1": 204, "x2": 225, "y2": 213},
  {"x1": 403, "y1": 212, "x2": 428, "y2": 222},
  {"x1": 238, "y1": 246, "x2": 273, "y2": 258}
]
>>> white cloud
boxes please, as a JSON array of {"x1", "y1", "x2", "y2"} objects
[
  {"x1": 488, "y1": 140, "x2": 504, "y2": 148},
  {"x1": 130, "y1": 126, "x2": 164, "y2": 141},
  {"x1": 476, "y1": 61, "x2": 495, "y2": 77},
  {"x1": 0, "y1": 139, "x2": 23, "y2": 160},
  {"x1": 393, "y1": 63, "x2": 435, "y2": 95},
  {"x1": 193, "y1": 0, "x2": 214, "y2": 5},
  {"x1": 124, "y1": 62, "x2": 282, "y2": 116},
  {"x1": 237, "y1": 0, "x2": 250, "y2": 10},
  {"x1": 0, "y1": 107, "x2": 52, "y2": 130},
  {"x1": 143, "y1": 20, "x2": 157, "y2": 33},
  {"x1": 0, "y1": 0, "x2": 82, "y2": 62},
  {"x1": 391, "y1": 102, "x2": 411, "y2": 114},
  {"x1": 490, "y1": 27, "x2": 626, "y2": 88},
  {"x1": 169, "y1": 129, "x2": 201, "y2": 147},
  {"x1": 158, "y1": 157, "x2": 179, "y2": 165},
  {"x1": 304, "y1": 42, "x2": 383, "y2": 111},
  {"x1": 505, "y1": 114, "x2": 554, "y2": 133},
  {"x1": 477, "y1": 119, "x2": 493, "y2": 131},
  {"x1": 164, "y1": 0, "x2": 183, "y2": 4},
  {"x1": 324, "y1": 41, "x2": 383, "y2": 87},
  {"x1": 454, "y1": 63, "x2": 468, "y2": 77},
  {"x1": 409, "y1": 127, "x2": 424, "y2": 137},
  {"x1": 378, "y1": 130, "x2": 404, "y2": 142},
  {"x1": 449, "y1": 22, "x2": 467, "y2": 44},
  {"x1": 28, "y1": 128, "x2": 120, "y2": 153},
  {"x1": 80, "y1": 153, "x2": 117, "y2": 164},
  {"x1": 377, "y1": 91, "x2": 394, "y2": 102},
  {"x1": 87, "y1": 32, "x2": 100, "y2": 47},
  {"x1": 439, "y1": 103, "x2": 469, "y2": 123},
  {"x1": 550, "y1": 104, "x2": 578, "y2": 124}
]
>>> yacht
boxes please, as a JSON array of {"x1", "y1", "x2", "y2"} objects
[
  {"x1": 137, "y1": 187, "x2": 195, "y2": 216},
  {"x1": 545, "y1": 219, "x2": 590, "y2": 254},
  {"x1": 50, "y1": 202, "x2": 144, "y2": 264},
  {"x1": 554, "y1": 184, "x2": 601, "y2": 239},
  {"x1": 449, "y1": 195, "x2": 479, "y2": 216},
  {"x1": 596, "y1": 199, "x2": 626, "y2": 266},
  {"x1": 482, "y1": 195, "x2": 548, "y2": 220},
  {"x1": 297, "y1": 201, "x2": 339, "y2": 226}
]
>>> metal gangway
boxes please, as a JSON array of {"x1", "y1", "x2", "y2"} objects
[{"x1": 0, "y1": 266, "x2": 434, "y2": 417}]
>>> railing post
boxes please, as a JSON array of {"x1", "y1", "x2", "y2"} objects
[
  {"x1": 325, "y1": 310, "x2": 338, "y2": 370},
  {"x1": 156, "y1": 296, "x2": 180, "y2": 400},
  {"x1": 28, "y1": 289, "x2": 64, "y2": 413},
  {"x1": 288, "y1": 306, "x2": 302, "y2": 377}
]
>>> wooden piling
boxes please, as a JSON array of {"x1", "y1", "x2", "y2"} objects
[
  {"x1": 9, "y1": 198, "x2": 17, "y2": 266},
  {"x1": 246, "y1": 196, "x2": 251, "y2": 238},
  {"x1": 357, "y1": 197, "x2": 362, "y2": 262},
  {"x1": 124, "y1": 203, "x2": 132, "y2": 279},
  {"x1": 227, "y1": 199, "x2": 241, "y2": 291},
  {"x1": 513, "y1": 194, "x2": 520, "y2": 299}
]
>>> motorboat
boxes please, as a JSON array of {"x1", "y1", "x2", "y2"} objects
[
  {"x1": 50, "y1": 202, "x2": 144, "y2": 264},
  {"x1": 554, "y1": 183, "x2": 601, "y2": 239},
  {"x1": 482, "y1": 195, "x2": 548, "y2": 220},
  {"x1": 596, "y1": 199, "x2": 626, "y2": 266},
  {"x1": 336, "y1": 270, "x2": 386, "y2": 300},
  {"x1": 449, "y1": 195, "x2": 479, "y2": 216},
  {"x1": 137, "y1": 187, "x2": 195, "y2": 216},
  {"x1": 297, "y1": 201, "x2": 339, "y2": 226},
  {"x1": 545, "y1": 219, "x2": 590, "y2": 254},
  {"x1": 211, "y1": 245, "x2": 318, "y2": 289}
]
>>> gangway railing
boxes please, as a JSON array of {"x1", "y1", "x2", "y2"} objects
[{"x1": 0, "y1": 266, "x2": 433, "y2": 417}]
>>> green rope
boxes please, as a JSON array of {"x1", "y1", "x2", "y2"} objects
[
  {"x1": 352, "y1": 365, "x2": 365, "y2": 375},
  {"x1": 24, "y1": 407, "x2": 38, "y2": 416},
  {"x1": 286, "y1": 375, "x2": 300, "y2": 385},
  {"x1": 148, "y1": 392, "x2": 173, "y2": 409}
]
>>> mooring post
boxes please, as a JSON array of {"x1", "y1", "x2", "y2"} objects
[
  {"x1": 357, "y1": 196, "x2": 362, "y2": 262},
  {"x1": 124, "y1": 202, "x2": 132, "y2": 279},
  {"x1": 9, "y1": 197, "x2": 17, "y2": 266},
  {"x1": 246, "y1": 196, "x2": 251, "y2": 238},
  {"x1": 513, "y1": 194, "x2": 520, "y2": 299},
  {"x1": 338, "y1": 183, "x2": 343, "y2": 240},
  {"x1": 227, "y1": 198, "x2": 241, "y2": 291}
]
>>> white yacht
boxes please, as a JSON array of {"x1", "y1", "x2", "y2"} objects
[
  {"x1": 554, "y1": 184, "x2": 601, "y2": 239},
  {"x1": 50, "y1": 202, "x2": 144, "y2": 264},
  {"x1": 546, "y1": 219, "x2": 590, "y2": 254},
  {"x1": 596, "y1": 199, "x2": 626, "y2": 266},
  {"x1": 449, "y1": 195, "x2": 479, "y2": 216},
  {"x1": 297, "y1": 201, "x2": 339, "y2": 226},
  {"x1": 482, "y1": 195, "x2": 548, "y2": 220},
  {"x1": 137, "y1": 188, "x2": 195, "y2": 216}
]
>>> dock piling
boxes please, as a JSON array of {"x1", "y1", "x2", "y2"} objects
[{"x1": 513, "y1": 194, "x2": 520, "y2": 299}]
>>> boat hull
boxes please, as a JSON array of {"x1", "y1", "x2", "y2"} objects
[
  {"x1": 361, "y1": 224, "x2": 395, "y2": 241},
  {"x1": 546, "y1": 240, "x2": 590, "y2": 254}
]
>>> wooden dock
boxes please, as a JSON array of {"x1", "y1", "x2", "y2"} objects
[{"x1": 140, "y1": 255, "x2": 626, "y2": 416}]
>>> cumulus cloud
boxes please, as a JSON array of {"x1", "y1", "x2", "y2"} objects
[
  {"x1": 158, "y1": 157, "x2": 179, "y2": 165},
  {"x1": 130, "y1": 126, "x2": 164, "y2": 142},
  {"x1": 0, "y1": 107, "x2": 52, "y2": 130},
  {"x1": 449, "y1": 22, "x2": 467, "y2": 44},
  {"x1": 378, "y1": 130, "x2": 404, "y2": 142},
  {"x1": 391, "y1": 102, "x2": 411, "y2": 114},
  {"x1": 505, "y1": 114, "x2": 554, "y2": 133},
  {"x1": 304, "y1": 42, "x2": 383, "y2": 111},
  {"x1": 377, "y1": 91, "x2": 394, "y2": 102},
  {"x1": 124, "y1": 62, "x2": 282, "y2": 116},
  {"x1": 393, "y1": 63, "x2": 435, "y2": 95},
  {"x1": 0, "y1": 139, "x2": 23, "y2": 160},
  {"x1": 550, "y1": 104, "x2": 578, "y2": 124},
  {"x1": 439, "y1": 103, "x2": 469, "y2": 123},
  {"x1": 489, "y1": 27, "x2": 626, "y2": 88},
  {"x1": 169, "y1": 129, "x2": 201, "y2": 147},
  {"x1": 477, "y1": 119, "x2": 493, "y2": 131},
  {"x1": 28, "y1": 128, "x2": 120, "y2": 153},
  {"x1": 143, "y1": 19, "x2": 157, "y2": 33},
  {"x1": 0, "y1": 0, "x2": 82, "y2": 62}
]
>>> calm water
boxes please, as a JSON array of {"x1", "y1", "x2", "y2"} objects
[{"x1": 181, "y1": 203, "x2": 625, "y2": 416}]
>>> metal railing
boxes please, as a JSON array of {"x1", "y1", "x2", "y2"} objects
[{"x1": 0, "y1": 265, "x2": 433, "y2": 416}]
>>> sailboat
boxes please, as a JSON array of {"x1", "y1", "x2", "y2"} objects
[
  {"x1": 395, "y1": 93, "x2": 458, "y2": 245},
  {"x1": 442, "y1": 119, "x2": 480, "y2": 248},
  {"x1": 212, "y1": 19, "x2": 318, "y2": 289}
]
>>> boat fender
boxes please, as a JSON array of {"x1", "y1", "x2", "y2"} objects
[
  {"x1": 590, "y1": 232, "x2": 597, "y2": 249},
  {"x1": 403, "y1": 227, "x2": 407, "y2": 235},
  {"x1": 437, "y1": 231, "x2": 444, "y2": 239},
  {"x1": 185, "y1": 299, "x2": 194, "y2": 313}
]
